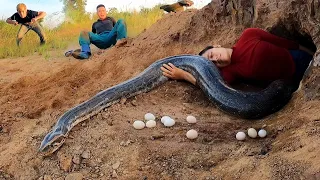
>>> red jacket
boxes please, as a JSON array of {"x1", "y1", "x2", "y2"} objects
[{"x1": 221, "y1": 28, "x2": 299, "y2": 84}]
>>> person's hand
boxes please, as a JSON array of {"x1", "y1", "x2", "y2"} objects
[
  {"x1": 31, "y1": 18, "x2": 37, "y2": 23},
  {"x1": 299, "y1": 44, "x2": 315, "y2": 56},
  {"x1": 160, "y1": 63, "x2": 185, "y2": 80},
  {"x1": 161, "y1": 63, "x2": 197, "y2": 85},
  {"x1": 12, "y1": 20, "x2": 18, "y2": 26}
]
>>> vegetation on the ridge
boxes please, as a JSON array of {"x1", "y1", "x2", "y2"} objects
[{"x1": 0, "y1": 3, "x2": 163, "y2": 59}]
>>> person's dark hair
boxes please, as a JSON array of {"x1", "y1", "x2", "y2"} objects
[
  {"x1": 96, "y1": 4, "x2": 105, "y2": 9},
  {"x1": 198, "y1": 46, "x2": 214, "y2": 56}
]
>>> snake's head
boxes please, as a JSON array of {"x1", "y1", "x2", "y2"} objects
[{"x1": 39, "y1": 131, "x2": 66, "y2": 156}]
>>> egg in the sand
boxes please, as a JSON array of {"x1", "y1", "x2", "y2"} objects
[
  {"x1": 161, "y1": 116, "x2": 172, "y2": 124},
  {"x1": 133, "y1": 120, "x2": 145, "y2": 130},
  {"x1": 258, "y1": 129, "x2": 267, "y2": 138},
  {"x1": 186, "y1": 129, "x2": 198, "y2": 139},
  {"x1": 247, "y1": 128, "x2": 258, "y2": 138},
  {"x1": 146, "y1": 120, "x2": 157, "y2": 128},
  {"x1": 144, "y1": 113, "x2": 156, "y2": 121},
  {"x1": 236, "y1": 131, "x2": 246, "y2": 141},
  {"x1": 186, "y1": 115, "x2": 197, "y2": 124},
  {"x1": 163, "y1": 118, "x2": 175, "y2": 127}
]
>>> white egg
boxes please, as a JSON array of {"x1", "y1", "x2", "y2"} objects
[
  {"x1": 146, "y1": 120, "x2": 157, "y2": 128},
  {"x1": 163, "y1": 118, "x2": 175, "y2": 127},
  {"x1": 133, "y1": 120, "x2": 145, "y2": 130},
  {"x1": 186, "y1": 129, "x2": 198, "y2": 139},
  {"x1": 258, "y1": 129, "x2": 267, "y2": 138},
  {"x1": 144, "y1": 113, "x2": 156, "y2": 121},
  {"x1": 161, "y1": 116, "x2": 171, "y2": 124},
  {"x1": 236, "y1": 132, "x2": 246, "y2": 141},
  {"x1": 186, "y1": 115, "x2": 197, "y2": 124},
  {"x1": 247, "y1": 128, "x2": 258, "y2": 138}
]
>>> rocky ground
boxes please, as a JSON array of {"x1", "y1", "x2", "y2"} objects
[{"x1": 0, "y1": 1, "x2": 319, "y2": 179}]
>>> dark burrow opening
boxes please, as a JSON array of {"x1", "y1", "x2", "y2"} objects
[
  {"x1": 267, "y1": 18, "x2": 317, "y2": 54},
  {"x1": 268, "y1": 18, "x2": 317, "y2": 88}
]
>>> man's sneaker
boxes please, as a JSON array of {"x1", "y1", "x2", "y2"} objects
[
  {"x1": 40, "y1": 41, "x2": 46, "y2": 46},
  {"x1": 64, "y1": 50, "x2": 73, "y2": 57}
]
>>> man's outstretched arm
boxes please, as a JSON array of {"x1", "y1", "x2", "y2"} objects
[{"x1": 161, "y1": 63, "x2": 197, "y2": 85}]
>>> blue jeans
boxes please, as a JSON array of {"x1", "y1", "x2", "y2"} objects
[
  {"x1": 289, "y1": 50, "x2": 313, "y2": 86},
  {"x1": 79, "y1": 19, "x2": 127, "y2": 50}
]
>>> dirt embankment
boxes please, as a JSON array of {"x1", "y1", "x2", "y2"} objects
[{"x1": 0, "y1": 0, "x2": 319, "y2": 179}]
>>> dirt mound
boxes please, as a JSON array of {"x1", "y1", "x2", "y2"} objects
[{"x1": 0, "y1": 1, "x2": 319, "y2": 179}]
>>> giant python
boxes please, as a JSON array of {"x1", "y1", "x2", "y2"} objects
[{"x1": 39, "y1": 55, "x2": 295, "y2": 155}]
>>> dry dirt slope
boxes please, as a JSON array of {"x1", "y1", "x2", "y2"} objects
[{"x1": 0, "y1": 1, "x2": 320, "y2": 179}]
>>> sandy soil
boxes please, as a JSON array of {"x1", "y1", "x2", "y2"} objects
[{"x1": 0, "y1": 8, "x2": 319, "y2": 180}]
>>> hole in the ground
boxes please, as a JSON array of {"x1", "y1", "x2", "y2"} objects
[
  {"x1": 267, "y1": 18, "x2": 317, "y2": 52},
  {"x1": 268, "y1": 18, "x2": 318, "y2": 92}
]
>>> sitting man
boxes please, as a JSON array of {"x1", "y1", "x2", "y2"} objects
[
  {"x1": 6, "y1": 3, "x2": 47, "y2": 46},
  {"x1": 66, "y1": 4, "x2": 127, "y2": 60},
  {"x1": 161, "y1": 28, "x2": 314, "y2": 89}
]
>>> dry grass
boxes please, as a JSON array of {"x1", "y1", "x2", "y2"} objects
[{"x1": 0, "y1": 6, "x2": 163, "y2": 59}]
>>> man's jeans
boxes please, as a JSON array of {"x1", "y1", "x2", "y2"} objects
[
  {"x1": 79, "y1": 19, "x2": 127, "y2": 50},
  {"x1": 17, "y1": 22, "x2": 46, "y2": 46},
  {"x1": 289, "y1": 50, "x2": 313, "y2": 87}
]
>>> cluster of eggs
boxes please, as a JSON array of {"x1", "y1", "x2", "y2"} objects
[
  {"x1": 132, "y1": 113, "x2": 198, "y2": 139},
  {"x1": 132, "y1": 113, "x2": 157, "y2": 129},
  {"x1": 236, "y1": 128, "x2": 267, "y2": 141}
]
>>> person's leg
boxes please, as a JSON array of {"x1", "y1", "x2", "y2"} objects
[
  {"x1": 114, "y1": 19, "x2": 127, "y2": 40},
  {"x1": 100, "y1": 19, "x2": 128, "y2": 49},
  {"x1": 289, "y1": 50, "x2": 313, "y2": 88},
  {"x1": 30, "y1": 22, "x2": 46, "y2": 45},
  {"x1": 76, "y1": 20, "x2": 127, "y2": 59},
  {"x1": 16, "y1": 25, "x2": 30, "y2": 46},
  {"x1": 89, "y1": 31, "x2": 111, "y2": 49},
  {"x1": 81, "y1": 19, "x2": 127, "y2": 51},
  {"x1": 69, "y1": 31, "x2": 105, "y2": 59},
  {"x1": 77, "y1": 30, "x2": 93, "y2": 59}
]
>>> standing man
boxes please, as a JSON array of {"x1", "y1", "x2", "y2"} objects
[
  {"x1": 6, "y1": 3, "x2": 47, "y2": 46},
  {"x1": 65, "y1": 4, "x2": 127, "y2": 60}
]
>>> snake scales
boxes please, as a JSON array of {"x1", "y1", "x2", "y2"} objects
[{"x1": 39, "y1": 55, "x2": 295, "y2": 155}]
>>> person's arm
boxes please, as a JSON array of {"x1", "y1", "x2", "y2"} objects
[
  {"x1": 31, "y1": 11, "x2": 46, "y2": 23},
  {"x1": 6, "y1": 14, "x2": 19, "y2": 25},
  {"x1": 242, "y1": 28, "x2": 299, "y2": 49},
  {"x1": 92, "y1": 22, "x2": 96, "y2": 33},
  {"x1": 37, "y1": 11, "x2": 46, "y2": 19},
  {"x1": 161, "y1": 63, "x2": 197, "y2": 85},
  {"x1": 299, "y1": 44, "x2": 315, "y2": 56},
  {"x1": 6, "y1": 18, "x2": 19, "y2": 25}
]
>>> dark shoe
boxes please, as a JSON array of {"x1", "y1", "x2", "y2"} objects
[
  {"x1": 40, "y1": 41, "x2": 46, "y2": 46},
  {"x1": 64, "y1": 50, "x2": 73, "y2": 57}
]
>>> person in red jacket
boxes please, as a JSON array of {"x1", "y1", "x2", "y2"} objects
[{"x1": 161, "y1": 28, "x2": 314, "y2": 89}]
